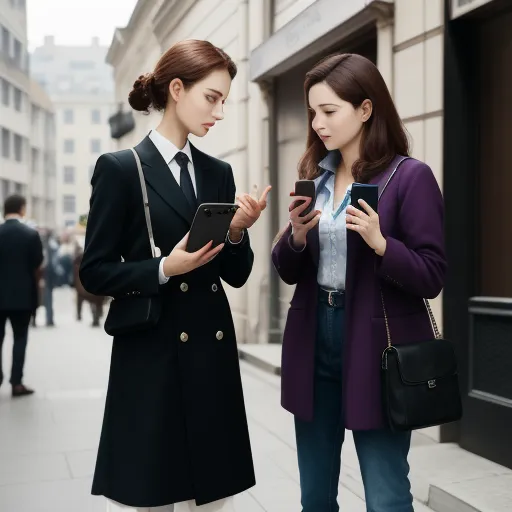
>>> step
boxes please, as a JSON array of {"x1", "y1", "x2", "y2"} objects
[
  {"x1": 428, "y1": 474, "x2": 512, "y2": 512},
  {"x1": 238, "y1": 343, "x2": 512, "y2": 512}
]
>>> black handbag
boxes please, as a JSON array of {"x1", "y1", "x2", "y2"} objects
[
  {"x1": 378, "y1": 155, "x2": 463, "y2": 431},
  {"x1": 380, "y1": 295, "x2": 463, "y2": 431},
  {"x1": 104, "y1": 148, "x2": 162, "y2": 337}
]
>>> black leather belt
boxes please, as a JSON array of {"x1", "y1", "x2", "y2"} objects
[{"x1": 318, "y1": 287, "x2": 345, "y2": 308}]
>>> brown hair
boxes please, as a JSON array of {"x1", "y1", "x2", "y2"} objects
[
  {"x1": 298, "y1": 53, "x2": 409, "y2": 182},
  {"x1": 128, "y1": 39, "x2": 237, "y2": 113}
]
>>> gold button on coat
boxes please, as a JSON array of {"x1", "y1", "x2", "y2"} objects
[
  {"x1": 216, "y1": 331, "x2": 224, "y2": 340},
  {"x1": 180, "y1": 283, "x2": 188, "y2": 292},
  {"x1": 180, "y1": 332, "x2": 189, "y2": 342},
  {"x1": 212, "y1": 284, "x2": 218, "y2": 292}
]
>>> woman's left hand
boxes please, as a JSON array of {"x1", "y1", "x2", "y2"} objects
[
  {"x1": 346, "y1": 200, "x2": 387, "y2": 256},
  {"x1": 230, "y1": 185, "x2": 272, "y2": 231}
]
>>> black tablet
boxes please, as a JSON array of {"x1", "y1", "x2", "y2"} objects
[{"x1": 186, "y1": 203, "x2": 239, "y2": 253}]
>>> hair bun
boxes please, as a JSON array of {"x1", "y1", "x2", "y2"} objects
[{"x1": 128, "y1": 73, "x2": 154, "y2": 113}]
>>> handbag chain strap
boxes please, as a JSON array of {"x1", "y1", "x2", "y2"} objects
[
  {"x1": 378, "y1": 155, "x2": 442, "y2": 347},
  {"x1": 380, "y1": 291, "x2": 441, "y2": 348},
  {"x1": 130, "y1": 148, "x2": 159, "y2": 259}
]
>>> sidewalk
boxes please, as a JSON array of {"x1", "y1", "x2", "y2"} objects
[
  {"x1": 0, "y1": 288, "x2": 368, "y2": 512},
  {"x1": 238, "y1": 344, "x2": 512, "y2": 512}
]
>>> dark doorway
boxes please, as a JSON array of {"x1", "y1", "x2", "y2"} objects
[{"x1": 444, "y1": 0, "x2": 512, "y2": 468}]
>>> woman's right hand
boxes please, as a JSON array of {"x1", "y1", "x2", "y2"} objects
[
  {"x1": 289, "y1": 194, "x2": 321, "y2": 249},
  {"x1": 163, "y1": 233, "x2": 224, "y2": 278}
]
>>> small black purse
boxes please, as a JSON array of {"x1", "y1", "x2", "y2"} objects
[
  {"x1": 380, "y1": 294, "x2": 463, "y2": 431},
  {"x1": 104, "y1": 148, "x2": 162, "y2": 337},
  {"x1": 378, "y1": 156, "x2": 462, "y2": 431}
]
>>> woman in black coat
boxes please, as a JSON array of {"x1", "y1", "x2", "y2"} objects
[{"x1": 80, "y1": 40, "x2": 270, "y2": 512}]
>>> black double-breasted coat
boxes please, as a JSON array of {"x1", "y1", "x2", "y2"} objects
[{"x1": 79, "y1": 135, "x2": 255, "y2": 507}]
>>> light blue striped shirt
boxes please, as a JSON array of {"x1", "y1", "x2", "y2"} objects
[{"x1": 314, "y1": 151, "x2": 351, "y2": 291}]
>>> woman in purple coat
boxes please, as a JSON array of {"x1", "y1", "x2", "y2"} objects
[{"x1": 272, "y1": 53, "x2": 447, "y2": 511}]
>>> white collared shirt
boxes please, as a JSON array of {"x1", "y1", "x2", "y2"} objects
[
  {"x1": 149, "y1": 129, "x2": 197, "y2": 285},
  {"x1": 148, "y1": 129, "x2": 242, "y2": 285},
  {"x1": 148, "y1": 129, "x2": 197, "y2": 194}
]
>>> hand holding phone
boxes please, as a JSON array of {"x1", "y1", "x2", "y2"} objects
[
  {"x1": 293, "y1": 180, "x2": 316, "y2": 217},
  {"x1": 289, "y1": 180, "x2": 321, "y2": 249},
  {"x1": 350, "y1": 183, "x2": 378, "y2": 213},
  {"x1": 346, "y1": 183, "x2": 386, "y2": 256}
]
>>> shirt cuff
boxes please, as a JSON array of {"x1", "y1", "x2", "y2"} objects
[
  {"x1": 226, "y1": 229, "x2": 245, "y2": 245},
  {"x1": 158, "y1": 257, "x2": 169, "y2": 284},
  {"x1": 288, "y1": 234, "x2": 306, "y2": 253}
]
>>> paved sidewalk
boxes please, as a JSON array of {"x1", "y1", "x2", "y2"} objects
[
  {"x1": 0, "y1": 288, "x2": 369, "y2": 512},
  {"x1": 238, "y1": 344, "x2": 512, "y2": 512}
]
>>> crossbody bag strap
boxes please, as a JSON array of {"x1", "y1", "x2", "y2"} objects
[
  {"x1": 378, "y1": 156, "x2": 441, "y2": 345},
  {"x1": 130, "y1": 148, "x2": 160, "y2": 259}
]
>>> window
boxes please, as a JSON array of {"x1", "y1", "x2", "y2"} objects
[
  {"x1": 1, "y1": 179, "x2": 9, "y2": 202},
  {"x1": 13, "y1": 87, "x2": 22, "y2": 111},
  {"x1": 91, "y1": 109, "x2": 101, "y2": 124},
  {"x1": 31, "y1": 148, "x2": 38, "y2": 173},
  {"x1": 63, "y1": 139, "x2": 74, "y2": 153},
  {"x1": 63, "y1": 195, "x2": 76, "y2": 214},
  {"x1": 1, "y1": 27, "x2": 9, "y2": 56},
  {"x1": 90, "y1": 139, "x2": 101, "y2": 153},
  {"x1": 14, "y1": 182, "x2": 22, "y2": 194},
  {"x1": 14, "y1": 134, "x2": 22, "y2": 161},
  {"x1": 1, "y1": 128, "x2": 10, "y2": 158},
  {"x1": 63, "y1": 166, "x2": 75, "y2": 184},
  {"x1": 13, "y1": 39, "x2": 22, "y2": 67},
  {"x1": 31, "y1": 105, "x2": 39, "y2": 124},
  {"x1": 63, "y1": 109, "x2": 74, "y2": 124},
  {"x1": 1, "y1": 79, "x2": 9, "y2": 106}
]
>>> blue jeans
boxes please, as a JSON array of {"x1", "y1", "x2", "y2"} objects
[
  {"x1": 294, "y1": 295, "x2": 413, "y2": 512},
  {"x1": 44, "y1": 284, "x2": 54, "y2": 326}
]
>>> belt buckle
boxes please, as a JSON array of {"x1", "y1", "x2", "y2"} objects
[{"x1": 328, "y1": 291, "x2": 334, "y2": 307}]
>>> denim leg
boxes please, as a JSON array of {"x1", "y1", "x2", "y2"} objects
[
  {"x1": 353, "y1": 429, "x2": 413, "y2": 512},
  {"x1": 295, "y1": 302, "x2": 345, "y2": 512},
  {"x1": 44, "y1": 286, "x2": 54, "y2": 325}
]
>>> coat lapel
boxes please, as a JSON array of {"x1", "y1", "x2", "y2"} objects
[
  {"x1": 134, "y1": 136, "x2": 195, "y2": 224},
  {"x1": 190, "y1": 143, "x2": 219, "y2": 205}
]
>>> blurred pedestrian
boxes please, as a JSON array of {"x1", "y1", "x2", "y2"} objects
[
  {"x1": 58, "y1": 232, "x2": 75, "y2": 286},
  {"x1": 0, "y1": 195, "x2": 43, "y2": 397},
  {"x1": 74, "y1": 242, "x2": 103, "y2": 327},
  {"x1": 42, "y1": 230, "x2": 63, "y2": 327}
]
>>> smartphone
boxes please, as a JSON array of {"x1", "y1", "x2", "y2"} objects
[
  {"x1": 351, "y1": 183, "x2": 378, "y2": 213},
  {"x1": 294, "y1": 180, "x2": 316, "y2": 217},
  {"x1": 186, "y1": 203, "x2": 239, "y2": 253}
]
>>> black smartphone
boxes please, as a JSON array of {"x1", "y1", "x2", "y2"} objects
[
  {"x1": 294, "y1": 180, "x2": 316, "y2": 217},
  {"x1": 186, "y1": 203, "x2": 239, "y2": 253},
  {"x1": 351, "y1": 183, "x2": 378, "y2": 213}
]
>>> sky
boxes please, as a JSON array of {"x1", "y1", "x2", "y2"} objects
[{"x1": 27, "y1": 0, "x2": 139, "y2": 51}]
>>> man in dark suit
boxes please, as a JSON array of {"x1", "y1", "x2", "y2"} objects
[{"x1": 0, "y1": 195, "x2": 43, "y2": 397}]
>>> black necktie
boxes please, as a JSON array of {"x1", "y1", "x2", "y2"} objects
[{"x1": 174, "y1": 152, "x2": 196, "y2": 210}]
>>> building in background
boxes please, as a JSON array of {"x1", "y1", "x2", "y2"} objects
[
  {"x1": 0, "y1": 0, "x2": 31, "y2": 211},
  {"x1": 28, "y1": 79, "x2": 56, "y2": 228},
  {"x1": 30, "y1": 36, "x2": 115, "y2": 229}
]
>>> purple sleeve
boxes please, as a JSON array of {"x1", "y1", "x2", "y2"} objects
[
  {"x1": 377, "y1": 162, "x2": 447, "y2": 299},
  {"x1": 271, "y1": 224, "x2": 308, "y2": 285}
]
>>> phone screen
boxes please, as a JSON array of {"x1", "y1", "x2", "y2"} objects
[
  {"x1": 294, "y1": 180, "x2": 316, "y2": 217},
  {"x1": 350, "y1": 184, "x2": 378, "y2": 213}
]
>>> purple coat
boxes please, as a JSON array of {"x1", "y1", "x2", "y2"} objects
[{"x1": 272, "y1": 156, "x2": 447, "y2": 430}]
